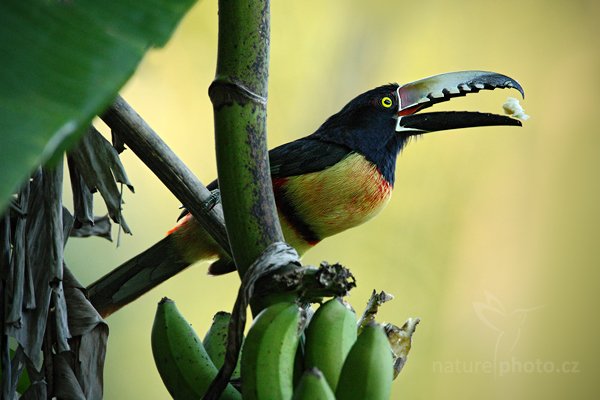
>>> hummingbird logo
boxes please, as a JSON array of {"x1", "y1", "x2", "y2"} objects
[{"x1": 473, "y1": 291, "x2": 543, "y2": 366}]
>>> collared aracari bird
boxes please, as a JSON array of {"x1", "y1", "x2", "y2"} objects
[{"x1": 88, "y1": 70, "x2": 524, "y2": 317}]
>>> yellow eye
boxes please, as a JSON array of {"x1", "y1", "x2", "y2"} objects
[{"x1": 381, "y1": 96, "x2": 393, "y2": 108}]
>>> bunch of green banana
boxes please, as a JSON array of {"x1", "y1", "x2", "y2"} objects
[
  {"x1": 303, "y1": 297, "x2": 357, "y2": 392},
  {"x1": 151, "y1": 297, "x2": 240, "y2": 400},
  {"x1": 152, "y1": 291, "x2": 417, "y2": 399},
  {"x1": 335, "y1": 323, "x2": 394, "y2": 400},
  {"x1": 241, "y1": 302, "x2": 304, "y2": 400}
]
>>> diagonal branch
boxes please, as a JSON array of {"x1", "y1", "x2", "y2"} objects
[
  {"x1": 85, "y1": 96, "x2": 232, "y2": 316},
  {"x1": 100, "y1": 95, "x2": 231, "y2": 254}
]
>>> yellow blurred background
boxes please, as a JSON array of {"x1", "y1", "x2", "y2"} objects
[{"x1": 65, "y1": 0, "x2": 600, "y2": 398}]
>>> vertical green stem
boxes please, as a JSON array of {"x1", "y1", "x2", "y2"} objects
[
  {"x1": 206, "y1": 5, "x2": 291, "y2": 396},
  {"x1": 210, "y1": 0, "x2": 283, "y2": 280}
]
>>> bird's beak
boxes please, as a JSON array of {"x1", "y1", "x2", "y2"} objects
[{"x1": 395, "y1": 71, "x2": 525, "y2": 135}]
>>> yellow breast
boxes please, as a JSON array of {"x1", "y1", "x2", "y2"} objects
[{"x1": 276, "y1": 153, "x2": 392, "y2": 253}]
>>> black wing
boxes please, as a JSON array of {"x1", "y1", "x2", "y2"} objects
[
  {"x1": 207, "y1": 138, "x2": 351, "y2": 185},
  {"x1": 268, "y1": 137, "x2": 352, "y2": 178},
  {"x1": 178, "y1": 138, "x2": 351, "y2": 221}
]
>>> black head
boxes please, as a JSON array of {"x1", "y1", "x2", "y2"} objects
[
  {"x1": 311, "y1": 71, "x2": 525, "y2": 185},
  {"x1": 312, "y1": 83, "x2": 405, "y2": 184}
]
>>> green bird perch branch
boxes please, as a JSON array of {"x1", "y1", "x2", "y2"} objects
[
  {"x1": 204, "y1": 0, "x2": 301, "y2": 398},
  {"x1": 210, "y1": 0, "x2": 283, "y2": 278}
]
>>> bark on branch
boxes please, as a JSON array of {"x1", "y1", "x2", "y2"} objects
[{"x1": 101, "y1": 95, "x2": 231, "y2": 254}]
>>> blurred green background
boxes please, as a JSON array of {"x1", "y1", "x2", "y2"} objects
[{"x1": 65, "y1": 0, "x2": 600, "y2": 398}]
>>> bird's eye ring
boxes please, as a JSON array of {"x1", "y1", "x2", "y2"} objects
[{"x1": 381, "y1": 96, "x2": 393, "y2": 108}]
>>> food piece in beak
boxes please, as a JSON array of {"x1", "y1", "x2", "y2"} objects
[{"x1": 503, "y1": 97, "x2": 529, "y2": 120}]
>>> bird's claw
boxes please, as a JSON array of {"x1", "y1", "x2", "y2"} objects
[{"x1": 204, "y1": 189, "x2": 221, "y2": 211}]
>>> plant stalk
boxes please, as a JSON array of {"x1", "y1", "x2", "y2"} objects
[{"x1": 210, "y1": 0, "x2": 283, "y2": 282}]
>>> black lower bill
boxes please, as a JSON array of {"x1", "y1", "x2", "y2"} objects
[{"x1": 399, "y1": 111, "x2": 522, "y2": 135}]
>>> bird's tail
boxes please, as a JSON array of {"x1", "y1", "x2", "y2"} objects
[{"x1": 87, "y1": 235, "x2": 191, "y2": 318}]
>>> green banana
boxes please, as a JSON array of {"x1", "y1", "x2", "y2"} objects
[
  {"x1": 292, "y1": 367, "x2": 336, "y2": 400},
  {"x1": 293, "y1": 331, "x2": 306, "y2": 388},
  {"x1": 335, "y1": 323, "x2": 393, "y2": 400},
  {"x1": 203, "y1": 311, "x2": 241, "y2": 379},
  {"x1": 241, "y1": 302, "x2": 303, "y2": 400},
  {"x1": 304, "y1": 297, "x2": 357, "y2": 392},
  {"x1": 151, "y1": 297, "x2": 240, "y2": 400},
  {"x1": 203, "y1": 311, "x2": 230, "y2": 369}
]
